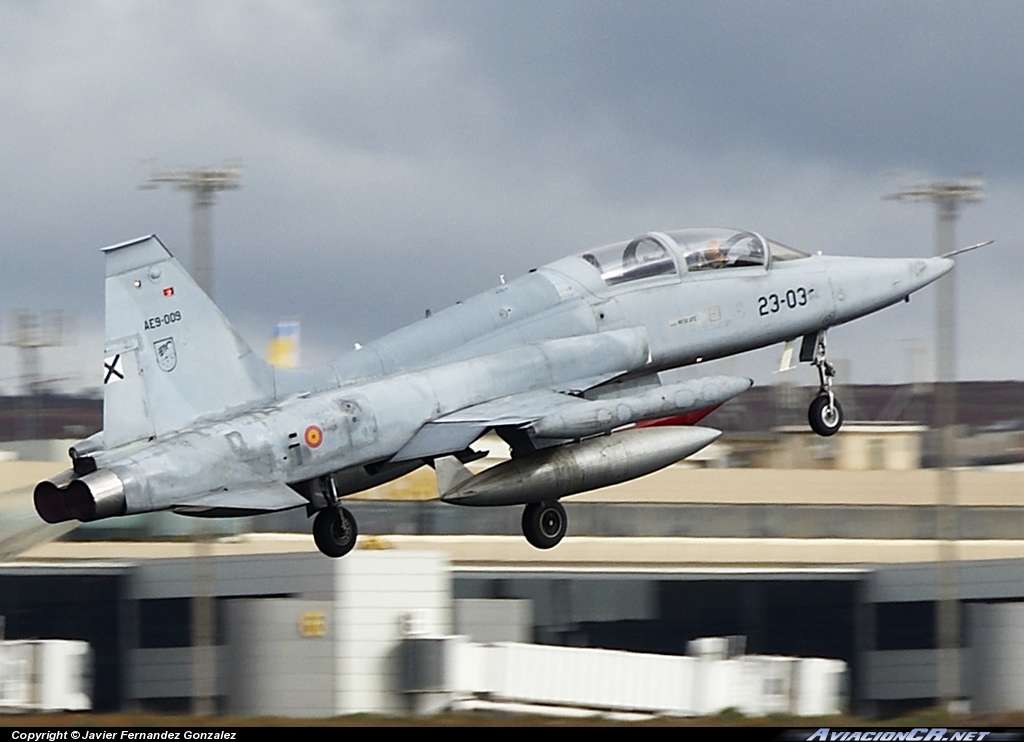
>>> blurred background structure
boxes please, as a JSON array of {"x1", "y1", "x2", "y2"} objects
[
  {"x1": 886, "y1": 178, "x2": 984, "y2": 711},
  {"x1": 2, "y1": 376, "x2": 1024, "y2": 717},
  {"x1": 141, "y1": 163, "x2": 243, "y2": 715},
  {"x1": 140, "y1": 163, "x2": 242, "y2": 298}
]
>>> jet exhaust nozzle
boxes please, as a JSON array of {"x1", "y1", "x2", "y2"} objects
[
  {"x1": 441, "y1": 425, "x2": 721, "y2": 507},
  {"x1": 34, "y1": 468, "x2": 127, "y2": 524}
]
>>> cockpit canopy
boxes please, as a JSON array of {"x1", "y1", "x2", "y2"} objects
[{"x1": 579, "y1": 228, "x2": 809, "y2": 286}]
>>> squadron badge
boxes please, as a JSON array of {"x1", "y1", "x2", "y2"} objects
[{"x1": 154, "y1": 337, "x2": 177, "y2": 372}]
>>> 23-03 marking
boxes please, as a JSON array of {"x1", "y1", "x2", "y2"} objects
[{"x1": 758, "y1": 287, "x2": 812, "y2": 316}]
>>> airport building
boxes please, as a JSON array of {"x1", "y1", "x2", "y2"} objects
[
  {"x1": 5, "y1": 542, "x2": 1024, "y2": 717},
  {"x1": 2, "y1": 382, "x2": 1024, "y2": 718}
]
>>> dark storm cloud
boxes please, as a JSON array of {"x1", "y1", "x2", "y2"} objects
[
  {"x1": 0, "y1": 1, "x2": 1019, "y2": 390},
  {"x1": 428, "y1": 1, "x2": 1024, "y2": 180}
]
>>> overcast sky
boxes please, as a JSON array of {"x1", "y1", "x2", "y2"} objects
[{"x1": 0, "y1": 0, "x2": 1020, "y2": 395}]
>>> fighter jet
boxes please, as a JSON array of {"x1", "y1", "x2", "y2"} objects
[{"x1": 35, "y1": 228, "x2": 967, "y2": 556}]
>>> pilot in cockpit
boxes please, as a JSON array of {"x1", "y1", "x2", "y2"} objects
[{"x1": 702, "y1": 239, "x2": 729, "y2": 268}]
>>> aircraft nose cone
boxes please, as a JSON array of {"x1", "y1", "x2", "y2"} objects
[
  {"x1": 827, "y1": 254, "x2": 956, "y2": 326},
  {"x1": 912, "y1": 256, "x2": 954, "y2": 288}
]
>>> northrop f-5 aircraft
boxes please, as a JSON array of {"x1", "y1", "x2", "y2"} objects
[{"x1": 35, "y1": 228, "x2": 970, "y2": 556}]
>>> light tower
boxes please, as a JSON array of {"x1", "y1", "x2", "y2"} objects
[
  {"x1": 141, "y1": 163, "x2": 242, "y2": 296},
  {"x1": 2, "y1": 310, "x2": 67, "y2": 394},
  {"x1": 2, "y1": 310, "x2": 70, "y2": 439},
  {"x1": 885, "y1": 177, "x2": 983, "y2": 710},
  {"x1": 141, "y1": 163, "x2": 241, "y2": 716}
]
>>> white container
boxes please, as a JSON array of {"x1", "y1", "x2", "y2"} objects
[
  {"x1": 485, "y1": 642, "x2": 696, "y2": 715},
  {"x1": 735, "y1": 656, "x2": 796, "y2": 716},
  {"x1": 793, "y1": 657, "x2": 847, "y2": 716},
  {"x1": 692, "y1": 657, "x2": 741, "y2": 715},
  {"x1": 0, "y1": 640, "x2": 92, "y2": 711}
]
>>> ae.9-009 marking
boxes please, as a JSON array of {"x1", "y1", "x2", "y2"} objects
[
  {"x1": 758, "y1": 287, "x2": 812, "y2": 316},
  {"x1": 143, "y1": 310, "x2": 182, "y2": 331}
]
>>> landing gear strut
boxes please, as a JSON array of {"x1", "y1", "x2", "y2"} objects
[
  {"x1": 312, "y1": 476, "x2": 359, "y2": 557},
  {"x1": 807, "y1": 332, "x2": 843, "y2": 437},
  {"x1": 522, "y1": 501, "x2": 567, "y2": 549}
]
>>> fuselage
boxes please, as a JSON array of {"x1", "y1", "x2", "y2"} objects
[
  {"x1": 238, "y1": 230, "x2": 946, "y2": 499},
  {"x1": 323, "y1": 229, "x2": 951, "y2": 387},
  {"x1": 38, "y1": 228, "x2": 952, "y2": 522}
]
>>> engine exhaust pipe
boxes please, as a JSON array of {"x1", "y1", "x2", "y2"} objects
[{"x1": 34, "y1": 468, "x2": 127, "y2": 524}]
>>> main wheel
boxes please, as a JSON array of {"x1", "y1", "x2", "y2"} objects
[
  {"x1": 313, "y1": 506, "x2": 358, "y2": 558},
  {"x1": 522, "y1": 501, "x2": 567, "y2": 549},
  {"x1": 808, "y1": 394, "x2": 843, "y2": 437}
]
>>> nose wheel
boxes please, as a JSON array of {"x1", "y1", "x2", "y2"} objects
[
  {"x1": 522, "y1": 501, "x2": 567, "y2": 549},
  {"x1": 808, "y1": 393, "x2": 844, "y2": 436},
  {"x1": 808, "y1": 331, "x2": 844, "y2": 437}
]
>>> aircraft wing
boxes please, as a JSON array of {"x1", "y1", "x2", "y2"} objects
[
  {"x1": 391, "y1": 375, "x2": 751, "y2": 462},
  {"x1": 433, "y1": 389, "x2": 585, "y2": 425},
  {"x1": 390, "y1": 389, "x2": 586, "y2": 462}
]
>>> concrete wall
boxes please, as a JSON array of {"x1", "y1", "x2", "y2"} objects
[
  {"x1": 764, "y1": 427, "x2": 924, "y2": 471},
  {"x1": 223, "y1": 599, "x2": 334, "y2": 717},
  {"x1": 862, "y1": 649, "x2": 964, "y2": 702},
  {"x1": 120, "y1": 551, "x2": 452, "y2": 715},
  {"x1": 454, "y1": 599, "x2": 533, "y2": 643},
  {"x1": 334, "y1": 550, "x2": 451, "y2": 714},
  {"x1": 969, "y1": 602, "x2": 1024, "y2": 713}
]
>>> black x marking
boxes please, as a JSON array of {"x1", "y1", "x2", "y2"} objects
[{"x1": 104, "y1": 355, "x2": 124, "y2": 384}]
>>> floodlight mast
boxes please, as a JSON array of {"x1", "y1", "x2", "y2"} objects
[
  {"x1": 885, "y1": 178, "x2": 982, "y2": 389},
  {"x1": 2, "y1": 310, "x2": 66, "y2": 395},
  {"x1": 2, "y1": 310, "x2": 69, "y2": 439},
  {"x1": 140, "y1": 163, "x2": 241, "y2": 716},
  {"x1": 141, "y1": 164, "x2": 242, "y2": 298},
  {"x1": 885, "y1": 177, "x2": 983, "y2": 712}
]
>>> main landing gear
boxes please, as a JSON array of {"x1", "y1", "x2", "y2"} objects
[
  {"x1": 807, "y1": 331, "x2": 844, "y2": 437},
  {"x1": 312, "y1": 476, "x2": 358, "y2": 558},
  {"x1": 522, "y1": 501, "x2": 567, "y2": 549}
]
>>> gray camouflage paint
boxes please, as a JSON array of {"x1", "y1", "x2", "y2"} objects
[{"x1": 34, "y1": 229, "x2": 952, "y2": 542}]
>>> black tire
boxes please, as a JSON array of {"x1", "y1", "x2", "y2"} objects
[
  {"x1": 522, "y1": 501, "x2": 567, "y2": 549},
  {"x1": 808, "y1": 394, "x2": 843, "y2": 437},
  {"x1": 313, "y1": 506, "x2": 358, "y2": 558}
]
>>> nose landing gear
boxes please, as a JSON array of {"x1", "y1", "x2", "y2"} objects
[
  {"x1": 809, "y1": 393, "x2": 843, "y2": 437},
  {"x1": 807, "y1": 331, "x2": 843, "y2": 437}
]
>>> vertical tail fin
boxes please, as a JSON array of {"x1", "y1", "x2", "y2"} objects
[{"x1": 102, "y1": 235, "x2": 274, "y2": 447}]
